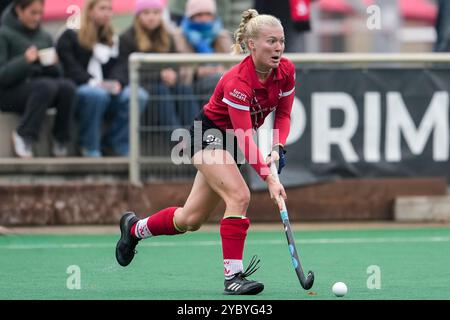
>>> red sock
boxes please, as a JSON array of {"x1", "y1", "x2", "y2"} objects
[
  {"x1": 131, "y1": 207, "x2": 185, "y2": 238},
  {"x1": 220, "y1": 217, "x2": 250, "y2": 278}
]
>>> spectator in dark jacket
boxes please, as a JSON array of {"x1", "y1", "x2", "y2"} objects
[
  {"x1": 111, "y1": 0, "x2": 199, "y2": 129},
  {"x1": 435, "y1": 0, "x2": 450, "y2": 52},
  {"x1": 0, "y1": 0, "x2": 76, "y2": 158},
  {"x1": 56, "y1": 0, "x2": 149, "y2": 157},
  {"x1": 254, "y1": 0, "x2": 313, "y2": 53}
]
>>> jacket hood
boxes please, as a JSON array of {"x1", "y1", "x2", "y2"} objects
[{"x1": 1, "y1": 3, "x2": 41, "y2": 34}]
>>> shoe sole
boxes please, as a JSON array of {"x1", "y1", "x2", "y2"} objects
[
  {"x1": 115, "y1": 212, "x2": 137, "y2": 267},
  {"x1": 223, "y1": 283, "x2": 264, "y2": 295}
]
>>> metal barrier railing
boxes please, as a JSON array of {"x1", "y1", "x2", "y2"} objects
[{"x1": 128, "y1": 53, "x2": 450, "y2": 185}]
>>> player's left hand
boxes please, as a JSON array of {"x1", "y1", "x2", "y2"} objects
[{"x1": 266, "y1": 145, "x2": 286, "y2": 174}]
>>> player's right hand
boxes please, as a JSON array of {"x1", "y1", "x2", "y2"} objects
[
  {"x1": 160, "y1": 68, "x2": 177, "y2": 86},
  {"x1": 24, "y1": 46, "x2": 39, "y2": 64}
]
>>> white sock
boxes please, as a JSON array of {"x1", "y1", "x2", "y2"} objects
[
  {"x1": 224, "y1": 259, "x2": 243, "y2": 280},
  {"x1": 134, "y1": 218, "x2": 152, "y2": 239}
]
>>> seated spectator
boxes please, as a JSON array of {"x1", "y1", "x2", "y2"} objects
[
  {"x1": 435, "y1": 0, "x2": 450, "y2": 52},
  {"x1": 110, "y1": 0, "x2": 199, "y2": 130},
  {"x1": 56, "y1": 0, "x2": 149, "y2": 157},
  {"x1": 172, "y1": 0, "x2": 232, "y2": 107},
  {"x1": 167, "y1": 0, "x2": 231, "y2": 30},
  {"x1": 0, "y1": 0, "x2": 76, "y2": 158}
]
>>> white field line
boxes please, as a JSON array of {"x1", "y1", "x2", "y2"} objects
[{"x1": 1, "y1": 236, "x2": 450, "y2": 250}]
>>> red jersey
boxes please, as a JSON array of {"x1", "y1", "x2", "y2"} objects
[{"x1": 203, "y1": 55, "x2": 296, "y2": 180}]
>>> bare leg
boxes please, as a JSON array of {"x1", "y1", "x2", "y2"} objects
[
  {"x1": 174, "y1": 170, "x2": 222, "y2": 231},
  {"x1": 175, "y1": 149, "x2": 250, "y2": 230},
  {"x1": 194, "y1": 149, "x2": 250, "y2": 218}
]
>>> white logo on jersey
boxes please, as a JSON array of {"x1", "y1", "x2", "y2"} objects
[{"x1": 229, "y1": 89, "x2": 247, "y2": 102}]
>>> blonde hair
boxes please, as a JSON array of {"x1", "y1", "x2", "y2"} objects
[
  {"x1": 231, "y1": 9, "x2": 283, "y2": 55},
  {"x1": 134, "y1": 17, "x2": 171, "y2": 53},
  {"x1": 78, "y1": 0, "x2": 114, "y2": 50}
]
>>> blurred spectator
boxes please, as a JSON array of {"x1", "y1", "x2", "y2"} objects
[
  {"x1": 167, "y1": 0, "x2": 231, "y2": 28},
  {"x1": 56, "y1": 0, "x2": 148, "y2": 157},
  {"x1": 254, "y1": 0, "x2": 314, "y2": 52},
  {"x1": 434, "y1": 0, "x2": 450, "y2": 52},
  {"x1": 0, "y1": 0, "x2": 76, "y2": 158},
  {"x1": 110, "y1": 0, "x2": 198, "y2": 128},
  {"x1": 172, "y1": 0, "x2": 232, "y2": 107}
]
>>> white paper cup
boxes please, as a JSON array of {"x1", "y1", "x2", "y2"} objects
[{"x1": 38, "y1": 47, "x2": 57, "y2": 66}]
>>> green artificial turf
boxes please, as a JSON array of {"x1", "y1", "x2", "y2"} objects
[{"x1": 1, "y1": 227, "x2": 449, "y2": 300}]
